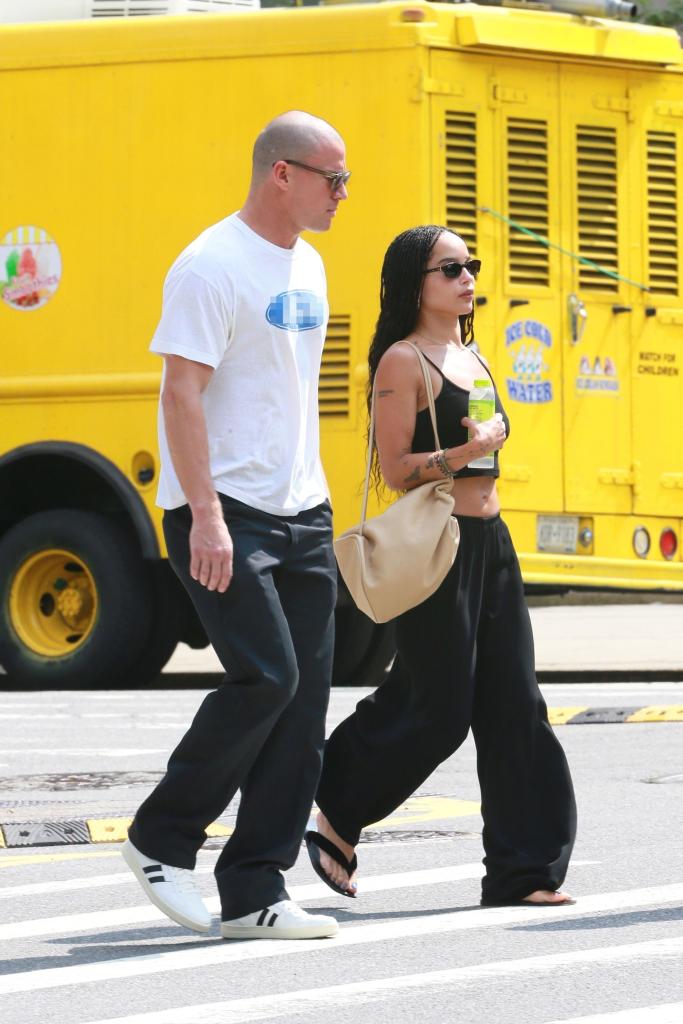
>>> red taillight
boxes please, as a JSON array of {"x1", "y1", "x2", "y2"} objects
[{"x1": 660, "y1": 528, "x2": 678, "y2": 560}]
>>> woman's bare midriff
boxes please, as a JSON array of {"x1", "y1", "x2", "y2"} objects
[{"x1": 449, "y1": 475, "x2": 500, "y2": 518}]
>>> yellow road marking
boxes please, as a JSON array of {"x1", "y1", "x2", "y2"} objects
[
  {"x1": 371, "y1": 795, "x2": 480, "y2": 828},
  {"x1": 87, "y1": 818, "x2": 132, "y2": 843},
  {"x1": 0, "y1": 850, "x2": 119, "y2": 867},
  {"x1": 548, "y1": 707, "x2": 587, "y2": 725},
  {"x1": 626, "y1": 705, "x2": 683, "y2": 723}
]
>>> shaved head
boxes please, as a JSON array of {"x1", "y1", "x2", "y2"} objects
[{"x1": 252, "y1": 111, "x2": 343, "y2": 180}]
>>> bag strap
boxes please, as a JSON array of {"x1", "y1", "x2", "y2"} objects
[{"x1": 360, "y1": 341, "x2": 444, "y2": 525}]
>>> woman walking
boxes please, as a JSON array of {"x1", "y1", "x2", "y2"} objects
[{"x1": 306, "y1": 225, "x2": 577, "y2": 907}]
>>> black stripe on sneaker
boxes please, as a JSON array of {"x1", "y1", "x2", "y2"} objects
[
  {"x1": 143, "y1": 865, "x2": 163, "y2": 874},
  {"x1": 256, "y1": 909, "x2": 269, "y2": 926},
  {"x1": 267, "y1": 912, "x2": 278, "y2": 927},
  {"x1": 148, "y1": 875, "x2": 165, "y2": 883}
]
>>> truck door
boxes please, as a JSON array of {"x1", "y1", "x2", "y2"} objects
[
  {"x1": 559, "y1": 68, "x2": 635, "y2": 516},
  {"x1": 430, "y1": 55, "x2": 564, "y2": 516},
  {"x1": 630, "y1": 75, "x2": 683, "y2": 519}
]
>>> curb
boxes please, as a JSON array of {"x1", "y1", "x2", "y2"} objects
[{"x1": 0, "y1": 817, "x2": 231, "y2": 850}]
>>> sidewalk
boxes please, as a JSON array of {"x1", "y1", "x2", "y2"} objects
[{"x1": 163, "y1": 602, "x2": 683, "y2": 676}]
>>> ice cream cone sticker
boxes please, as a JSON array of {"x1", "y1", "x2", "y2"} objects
[{"x1": 1, "y1": 226, "x2": 62, "y2": 311}]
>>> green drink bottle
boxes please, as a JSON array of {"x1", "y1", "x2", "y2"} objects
[{"x1": 467, "y1": 379, "x2": 495, "y2": 470}]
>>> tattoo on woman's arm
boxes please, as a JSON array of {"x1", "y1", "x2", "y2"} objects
[
  {"x1": 404, "y1": 465, "x2": 421, "y2": 484},
  {"x1": 377, "y1": 389, "x2": 395, "y2": 398}
]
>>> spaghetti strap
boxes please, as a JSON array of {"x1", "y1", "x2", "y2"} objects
[{"x1": 417, "y1": 351, "x2": 447, "y2": 378}]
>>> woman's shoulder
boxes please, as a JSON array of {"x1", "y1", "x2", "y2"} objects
[{"x1": 377, "y1": 339, "x2": 421, "y2": 373}]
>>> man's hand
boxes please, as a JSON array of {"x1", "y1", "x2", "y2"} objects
[
  {"x1": 189, "y1": 506, "x2": 233, "y2": 593},
  {"x1": 461, "y1": 413, "x2": 507, "y2": 452}
]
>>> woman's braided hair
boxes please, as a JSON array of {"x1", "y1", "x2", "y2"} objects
[{"x1": 366, "y1": 225, "x2": 475, "y2": 490}]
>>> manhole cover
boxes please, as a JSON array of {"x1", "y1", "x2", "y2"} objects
[
  {"x1": 0, "y1": 771, "x2": 163, "y2": 792},
  {"x1": 359, "y1": 829, "x2": 480, "y2": 843}
]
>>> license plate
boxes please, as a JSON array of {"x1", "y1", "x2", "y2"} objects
[{"x1": 536, "y1": 515, "x2": 579, "y2": 554}]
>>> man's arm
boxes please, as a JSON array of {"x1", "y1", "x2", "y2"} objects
[{"x1": 162, "y1": 354, "x2": 233, "y2": 592}]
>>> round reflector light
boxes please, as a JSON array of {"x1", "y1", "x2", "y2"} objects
[
  {"x1": 633, "y1": 527, "x2": 650, "y2": 558},
  {"x1": 660, "y1": 528, "x2": 678, "y2": 560}
]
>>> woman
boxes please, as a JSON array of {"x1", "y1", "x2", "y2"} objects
[{"x1": 306, "y1": 225, "x2": 577, "y2": 907}]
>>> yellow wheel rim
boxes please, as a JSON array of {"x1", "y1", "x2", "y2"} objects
[{"x1": 9, "y1": 549, "x2": 98, "y2": 657}]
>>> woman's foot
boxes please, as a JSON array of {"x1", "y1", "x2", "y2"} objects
[
  {"x1": 521, "y1": 889, "x2": 576, "y2": 906},
  {"x1": 313, "y1": 812, "x2": 358, "y2": 894}
]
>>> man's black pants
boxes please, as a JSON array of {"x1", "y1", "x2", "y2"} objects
[
  {"x1": 128, "y1": 494, "x2": 336, "y2": 920},
  {"x1": 316, "y1": 513, "x2": 577, "y2": 904}
]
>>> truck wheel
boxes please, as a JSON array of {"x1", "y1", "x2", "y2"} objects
[
  {"x1": 0, "y1": 509, "x2": 152, "y2": 687},
  {"x1": 127, "y1": 560, "x2": 185, "y2": 685},
  {"x1": 332, "y1": 600, "x2": 396, "y2": 688}
]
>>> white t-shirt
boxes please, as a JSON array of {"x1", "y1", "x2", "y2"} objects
[{"x1": 150, "y1": 213, "x2": 330, "y2": 515}]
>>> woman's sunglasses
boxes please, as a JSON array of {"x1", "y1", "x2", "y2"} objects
[{"x1": 423, "y1": 259, "x2": 481, "y2": 279}]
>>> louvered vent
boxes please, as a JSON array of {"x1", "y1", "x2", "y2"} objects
[
  {"x1": 576, "y1": 126, "x2": 619, "y2": 292},
  {"x1": 506, "y1": 119, "x2": 549, "y2": 287},
  {"x1": 647, "y1": 131, "x2": 678, "y2": 295},
  {"x1": 445, "y1": 113, "x2": 477, "y2": 252},
  {"x1": 88, "y1": 0, "x2": 257, "y2": 13},
  {"x1": 319, "y1": 315, "x2": 351, "y2": 418},
  {"x1": 89, "y1": 0, "x2": 171, "y2": 13},
  {"x1": 182, "y1": 0, "x2": 257, "y2": 9}
]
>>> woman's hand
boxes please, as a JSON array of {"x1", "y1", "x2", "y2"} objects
[{"x1": 460, "y1": 413, "x2": 507, "y2": 453}]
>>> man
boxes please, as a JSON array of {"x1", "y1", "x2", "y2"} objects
[{"x1": 122, "y1": 111, "x2": 349, "y2": 940}]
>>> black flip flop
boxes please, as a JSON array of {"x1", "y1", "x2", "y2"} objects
[{"x1": 305, "y1": 830, "x2": 358, "y2": 898}]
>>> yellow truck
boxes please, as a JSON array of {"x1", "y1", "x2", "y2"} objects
[{"x1": 1, "y1": 1, "x2": 682, "y2": 687}]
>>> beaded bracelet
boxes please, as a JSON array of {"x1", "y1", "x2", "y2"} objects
[{"x1": 435, "y1": 449, "x2": 458, "y2": 479}]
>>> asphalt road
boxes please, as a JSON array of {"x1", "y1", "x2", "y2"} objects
[{"x1": 0, "y1": 682, "x2": 682, "y2": 1024}]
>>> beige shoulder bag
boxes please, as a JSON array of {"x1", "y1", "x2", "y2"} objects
[{"x1": 334, "y1": 342, "x2": 460, "y2": 623}]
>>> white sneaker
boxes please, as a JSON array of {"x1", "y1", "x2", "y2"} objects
[
  {"x1": 220, "y1": 899, "x2": 338, "y2": 940},
  {"x1": 121, "y1": 838, "x2": 211, "y2": 933}
]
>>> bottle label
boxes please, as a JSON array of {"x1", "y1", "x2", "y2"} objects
[{"x1": 467, "y1": 387, "x2": 495, "y2": 469}]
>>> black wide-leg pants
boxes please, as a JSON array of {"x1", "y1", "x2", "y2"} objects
[
  {"x1": 316, "y1": 513, "x2": 576, "y2": 904},
  {"x1": 128, "y1": 494, "x2": 336, "y2": 920}
]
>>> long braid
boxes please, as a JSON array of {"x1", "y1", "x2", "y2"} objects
[{"x1": 366, "y1": 225, "x2": 475, "y2": 491}]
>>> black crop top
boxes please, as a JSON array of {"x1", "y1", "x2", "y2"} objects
[{"x1": 411, "y1": 350, "x2": 510, "y2": 479}]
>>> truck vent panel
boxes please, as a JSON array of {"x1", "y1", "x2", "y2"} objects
[
  {"x1": 576, "y1": 126, "x2": 619, "y2": 292},
  {"x1": 445, "y1": 112, "x2": 477, "y2": 254},
  {"x1": 320, "y1": 315, "x2": 351, "y2": 418},
  {"x1": 89, "y1": 0, "x2": 257, "y2": 13},
  {"x1": 647, "y1": 131, "x2": 679, "y2": 295},
  {"x1": 507, "y1": 118, "x2": 549, "y2": 287},
  {"x1": 90, "y1": 1, "x2": 171, "y2": 13}
]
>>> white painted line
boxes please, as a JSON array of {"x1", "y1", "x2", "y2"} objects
[
  {"x1": 0, "y1": 703, "x2": 68, "y2": 709},
  {"x1": 0, "y1": 883, "x2": 681, "y2": 996},
  {"x1": 0, "y1": 714, "x2": 71, "y2": 720},
  {"x1": 544, "y1": 1003, "x2": 683, "y2": 1024},
  {"x1": 0, "y1": 749, "x2": 167, "y2": 757},
  {"x1": 0, "y1": 864, "x2": 485, "y2": 940},
  {"x1": 80, "y1": 714, "x2": 130, "y2": 719},
  {"x1": 74, "y1": 938, "x2": 683, "y2": 1024}
]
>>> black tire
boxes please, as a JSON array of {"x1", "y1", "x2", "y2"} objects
[
  {"x1": 0, "y1": 509, "x2": 154, "y2": 688},
  {"x1": 127, "y1": 560, "x2": 185, "y2": 685},
  {"x1": 332, "y1": 591, "x2": 396, "y2": 688}
]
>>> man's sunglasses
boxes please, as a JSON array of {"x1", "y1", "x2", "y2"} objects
[
  {"x1": 423, "y1": 259, "x2": 481, "y2": 279},
  {"x1": 280, "y1": 159, "x2": 351, "y2": 193}
]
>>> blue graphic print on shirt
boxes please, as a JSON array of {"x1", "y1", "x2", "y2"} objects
[{"x1": 266, "y1": 290, "x2": 325, "y2": 331}]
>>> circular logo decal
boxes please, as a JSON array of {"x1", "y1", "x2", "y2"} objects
[{"x1": 1, "y1": 226, "x2": 62, "y2": 311}]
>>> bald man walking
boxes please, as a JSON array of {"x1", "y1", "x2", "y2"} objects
[{"x1": 123, "y1": 112, "x2": 349, "y2": 940}]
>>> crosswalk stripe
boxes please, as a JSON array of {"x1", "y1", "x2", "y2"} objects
[
  {"x1": 543, "y1": 1004, "x2": 683, "y2": 1024},
  {"x1": 0, "y1": 860, "x2": 597, "y2": 939},
  {"x1": 0, "y1": 864, "x2": 486, "y2": 941},
  {"x1": 1, "y1": 882, "x2": 681, "y2": 996},
  {"x1": 75, "y1": 938, "x2": 683, "y2": 1024}
]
